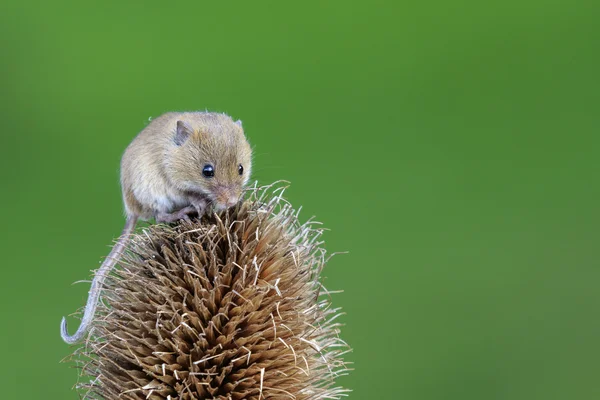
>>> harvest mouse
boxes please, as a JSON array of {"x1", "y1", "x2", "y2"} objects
[{"x1": 60, "y1": 111, "x2": 253, "y2": 344}]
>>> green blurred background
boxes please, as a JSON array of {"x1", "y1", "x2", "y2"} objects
[{"x1": 1, "y1": 0, "x2": 599, "y2": 398}]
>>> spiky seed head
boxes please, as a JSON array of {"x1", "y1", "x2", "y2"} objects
[{"x1": 69, "y1": 184, "x2": 351, "y2": 399}]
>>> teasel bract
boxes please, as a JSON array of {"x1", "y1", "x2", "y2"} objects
[{"x1": 68, "y1": 184, "x2": 351, "y2": 399}]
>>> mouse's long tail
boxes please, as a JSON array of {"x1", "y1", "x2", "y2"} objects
[{"x1": 60, "y1": 215, "x2": 138, "y2": 344}]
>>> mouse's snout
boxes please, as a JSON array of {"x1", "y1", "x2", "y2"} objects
[
  {"x1": 225, "y1": 197, "x2": 239, "y2": 208},
  {"x1": 215, "y1": 186, "x2": 242, "y2": 209}
]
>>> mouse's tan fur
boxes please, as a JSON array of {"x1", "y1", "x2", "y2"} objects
[
  {"x1": 122, "y1": 112, "x2": 252, "y2": 219},
  {"x1": 61, "y1": 111, "x2": 252, "y2": 344}
]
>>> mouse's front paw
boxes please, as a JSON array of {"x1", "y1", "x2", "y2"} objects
[
  {"x1": 192, "y1": 199, "x2": 208, "y2": 218},
  {"x1": 156, "y1": 206, "x2": 195, "y2": 223}
]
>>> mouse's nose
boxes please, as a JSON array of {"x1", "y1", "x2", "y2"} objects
[
  {"x1": 226, "y1": 197, "x2": 239, "y2": 208},
  {"x1": 216, "y1": 187, "x2": 241, "y2": 209}
]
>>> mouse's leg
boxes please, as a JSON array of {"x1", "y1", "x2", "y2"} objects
[{"x1": 156, "y1": 206, "x2": 196, "y2": 223}]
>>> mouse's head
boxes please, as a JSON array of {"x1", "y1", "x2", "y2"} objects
[{"x1": 167, "y1": 112, "x2": 252, "y2": 210}]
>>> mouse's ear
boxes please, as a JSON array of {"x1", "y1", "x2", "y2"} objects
[
  {"x1": 174, "y1": 120, "x2": 194, "y2": 145},
  {"x1": 235, "y1": 120, "x2": 243, "y2": 128}
]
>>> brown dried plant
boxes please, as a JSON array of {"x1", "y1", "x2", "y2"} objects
[{"x1": 68, "y1": 184, "x2": 351, "y2": 399}]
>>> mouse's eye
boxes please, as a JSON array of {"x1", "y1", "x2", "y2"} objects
[
  {"x1": 238, "y1": 164, "x2": 244, "y2": 175},
  {"x1": 202, "y1": 164, "x2": 215, "y2": 178}
]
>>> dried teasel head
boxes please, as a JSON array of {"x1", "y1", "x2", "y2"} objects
[{"x1": 70, "y1": 184, "x2": 351, "y2": 399}]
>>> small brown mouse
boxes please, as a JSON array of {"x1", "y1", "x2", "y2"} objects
[{"x1": 61, "y1": 111, "x2": 252, "y2": 344}]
